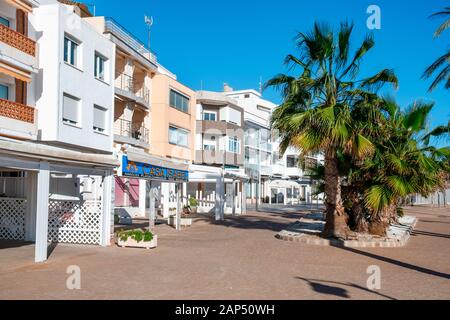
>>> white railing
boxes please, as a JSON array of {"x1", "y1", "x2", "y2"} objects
[
  {"x1": 48, "y1": 200, "x2": 102, "y2": 245},
  {"x1": 0, "y1": 198, "x2": 26, "y2": 241},
  {"x1": 105, "y1": 17, "x2": 157, "y2": 64}
]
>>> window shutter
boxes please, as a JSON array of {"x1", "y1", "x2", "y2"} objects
[
  {"x1": 93, "y1": 105, "x2": 106, "y2": 130},
  {"x1": 63, "y1": 94, "x2": 79, "y2": 123},
  {"x1": 16, "y1": 10, "x2": 26, "y2": 35},
  {"x1": 15, "y1": 79, "x2": 27, "y2": 105}
]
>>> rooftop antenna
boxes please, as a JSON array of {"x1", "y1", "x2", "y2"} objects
[{"x1": 144, "y1": 15, "x2": 154, "y2": 51}]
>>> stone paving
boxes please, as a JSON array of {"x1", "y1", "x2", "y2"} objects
[{"x1": 0, "y1": 205, "x2": 449, "y2": 300}]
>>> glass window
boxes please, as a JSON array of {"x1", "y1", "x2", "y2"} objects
[
  {"x1": 94, "y1": 53, "x2": 106, "y2": 80},
  {"x1": 64, "y1": 36, "x2": 79, "y2": 66},
  {"x1": 0, "y1": 17, "x2": 10, "y2": 27},
  {"x1": 228, "y1": 137, "x2": 240, "y2": 154},
  {"x1": 93, "y1": 105, "x2": 107, "y2": 133},
  {"x1": 63, "y1": 93, "x2": 80, "y2": 126},
  {"x1": 287, "y1": 155, "x2": 297, "y2": 168},
  {"x1": 169, "y1": 126, "x2": 189, "y2": 147},
  {"x1": 203, "y1": 111, "x2": 217, "y2": 121},
  {"x1": 0, "y1": 84, "x2": 8, "y2": 100},
  {"x1": 169, "y1": 89, "x2": 189, "y2": 113}
]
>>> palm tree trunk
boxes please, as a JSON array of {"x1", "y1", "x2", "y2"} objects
[{"x1": 322, "y1": 148, "x2": 351, "y2": 239}]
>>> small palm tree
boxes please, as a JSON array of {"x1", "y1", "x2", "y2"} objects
[
  {"x1": 267, "y1": 22, "x2": 398, "y2": 239},
  {"x1": 422, "y1": 7, "x2": 450, "y2": 92},
  {"x1": 359, "y1": 99, "x2": 449, "y2": 233}
]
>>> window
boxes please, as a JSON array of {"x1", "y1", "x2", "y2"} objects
[
  {"x1": 93, "y1": 105, "x2": 107, "y2": 133},
  {"x1": 0, "y1": 17, "x2": 10, "y2": 27},
  {"x1": 64, "y1": 36, "x2": 79, "y2": 67},
  {"x1": 0, "y1": 84, "x2": 8, "y2": 100},
  {"x1": 287, "y1": 155, "x2": 297, "y2": 168},
  {"x1": 170, "y1": 89, "x2": 189, "y2": 113},
  {"x1": 203, "y1": 111, "x2": 216, "y2": 121},
  {"x1": 62, "y1": 94, "x2": 80, "y2": 126},
  {"x1": 203, "y1": 137, "x2": 216, "y2": 151},
  {"x1": 94, "y1": 53, "x2": 106, "y2": 81},
  {"x1": 169, "y1": 126, "x2": 189, "y2": 147},
  {"x1": 228, "y1": 137, "x2": 240, "y2": 154}
]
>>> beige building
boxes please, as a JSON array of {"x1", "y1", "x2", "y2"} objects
[{"x1": 150, "y1": 72, "x2": 196, "y2": 163}]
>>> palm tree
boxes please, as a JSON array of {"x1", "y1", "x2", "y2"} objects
[
  {"x1": 422, "y1": 7, "x2": 450, "y2": 92},
  {"x1": 267, "y1": 22, "x2": 398, "y2": 239},
  {"x1": 357, "y1": 98, "x2": 449, "y2": 234}
]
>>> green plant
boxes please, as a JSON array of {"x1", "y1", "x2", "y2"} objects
[
  {"x1": 117, "y1": 229, "x2": 153, "y2": 243},
  {"x1": 188, "y1": 197, "x2": 199, "y2": 207}
]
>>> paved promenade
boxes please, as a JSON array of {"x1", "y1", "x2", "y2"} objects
[{"x1": 0, "y1": 206, "x2": 449, "y2": 300}]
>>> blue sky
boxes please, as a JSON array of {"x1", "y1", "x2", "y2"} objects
[{"x1": 87, "y1": 0, "x2": 448, "y2": 136}]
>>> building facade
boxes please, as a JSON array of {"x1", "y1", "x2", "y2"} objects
[{"x1": 0, "y1": 0, "x2": 117, "y2": 263}]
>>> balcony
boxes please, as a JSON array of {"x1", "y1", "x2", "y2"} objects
[
  {"x1": 115, "y1": 73, "x2": 134, "y2": 92},
  {"x1": 136, "y1": 86, "x2": 150, "y2": 105},
  {"x1": 0, "y1": 23, "x2": 36, "y2": 57},
  {"x1": 105, "y1": 17, "x2": 157, "y2": 64},
  {"x1": 115, "y1": 73, "x2": 151, "y2": 108},
  {"x1": 114, "y1": 118, "x2": 149, "y2": 148},
  {"x1": 0, "y1": 98, "x2": 34, "y2": 123}
]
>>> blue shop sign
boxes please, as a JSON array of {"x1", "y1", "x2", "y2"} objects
[{"x1": 122, "y1": 156, "x2": 189, "y2": 182}]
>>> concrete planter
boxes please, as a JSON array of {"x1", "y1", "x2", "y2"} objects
[
  {"x1": 168, "y1": 215, "x2": 193, "y2": 228},
  {"x1": 117, "y1": 235, "x2": 158, "y2": 250}
]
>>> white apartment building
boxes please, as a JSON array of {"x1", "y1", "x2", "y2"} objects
[
  {"x1": 0, "y1": 0, "x2": 117, "y2": 263},
  {"x1": 225, "y1": 85, "x2": 323, "y2": 205}
]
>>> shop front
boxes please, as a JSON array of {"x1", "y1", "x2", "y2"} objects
[{"x1": 116, "y1": 152, "x2": 189, "y2": 230}]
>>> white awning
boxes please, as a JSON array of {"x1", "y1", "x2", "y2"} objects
[{"x1": 269, "y1": 179, "x2": 300, "y2": 189}]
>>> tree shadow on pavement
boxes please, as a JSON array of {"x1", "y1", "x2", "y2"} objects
[
  {"x1": 195, "y1": 216, "x2": 291, "y2": 233},
  {"x1": 412, "y1": 230, "x2": 450, "y2": 239},
  {"x1": 333, "y1": 246, "x2": 450, "y2": 280},
  {"x1": 296, "y1": 277, "x2": 396, "y2": 300}
]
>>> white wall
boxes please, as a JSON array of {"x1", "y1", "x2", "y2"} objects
[{"x1": 32, "y1": 2, "x2": 115, "y2": 152}]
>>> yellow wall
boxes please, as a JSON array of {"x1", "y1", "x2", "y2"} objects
[{"x1": 150, "y1": 74, "x2": 196, "y2": 162}]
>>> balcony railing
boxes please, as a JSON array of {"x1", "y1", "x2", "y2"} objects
[
  {"x1": 105, "y1": 17, "x2": 157, "y2": 64},
  {"x1": 115, "y1": 73, "x2": 134, "y2": 92},
  {"x1": 114, "y1": 118, "x2": 149, "y2": 144},
  {"x1": 0, "y1": 23, "x2": 36, "y2": 56},
  {"x1": 0, "y1": 98, "x2": 34, "y2": 123},
  {"x1": 136, "y1": 86, "x2": 150, "y2": 104}
]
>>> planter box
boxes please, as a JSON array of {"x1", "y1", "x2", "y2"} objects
[
  {"x1": 168, "y1": 215, "x2": 193, "y2": 228},
  {"x1": 117, "y1": 235, "x2": 158, "y2": 249}
]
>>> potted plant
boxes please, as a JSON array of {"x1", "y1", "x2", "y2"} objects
[
  {"x1": 168, "y1": 207, "x2": 193, "y2": 228},
  {"x1": 116, "y1": 229, "x2": 157, "y2": 249},
  {"x1": 188, "y1": 197, "x2": 199, "y2": 214}
]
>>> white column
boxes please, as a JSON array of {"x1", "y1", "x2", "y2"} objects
[
  {"x1": 139, "y1": 179, "x2": 147, "y2": 217},
  {"x1": 215, "y1": 176, "x2": 225, "y2": 221},
  {"x1": 25, "y1": 171, "x2": 37, "y2": 242},
  {"x1": 241, "y1": 182, "x2": 247, "y2": 215},
  {"x1": 101, "y1": 171, "x2": 114, "y2": 247},
  {"x1": 183, "y1": 183, "x2": 188, "y2": 205},
  {"x1": 35, "y1": 162, "x2": 50, "y2": 263},
  {"x1": 149, "y1": 182, "x2": 157, "y2": 230},
  {"x1": 176, "y1": 183, "x2": 181, "y2": 230},
  {"x1": 161, "y1": 183, "x2": 170, "y2": 218}
]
